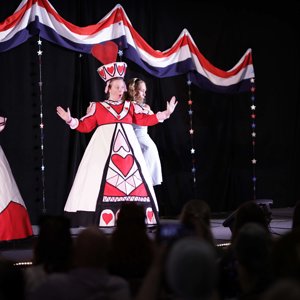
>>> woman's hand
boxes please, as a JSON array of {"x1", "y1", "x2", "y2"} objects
[
  {"x1": 56, "y1": 106, "x2": 72, "y2": 123},
  {"x1": 166, "y1": 96, "x2": 178, "y2": 116}
]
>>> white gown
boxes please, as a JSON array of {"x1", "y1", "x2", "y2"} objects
[
  {"x1": 132, "y1": 124, "x2": 162, "y2": 186},
  {"x1": 63, "y1": 101, "x2": 160, "y2": 228}
]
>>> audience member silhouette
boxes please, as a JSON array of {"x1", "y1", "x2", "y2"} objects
[
  {"x1": 165, "y1": 237, "x2": 219, "y2": 299},
  {"x1": 271, "y1": 228, "x2": 300, "y2": 282},
  {"x1": 261, "y1": 279, "x2": 300, "y2": 300},
  {"x1": 24, "y1": 215, "x2": 73, "y2": 294},
  {"x1": 231, "y1": 201, "x2": 270, "y2": 242},
  {"x1": 108, "y1": 202, "x2": 155, "y2": 297},
  {"x1": 218, "y1": 200, "x2": 271, "y2": 300},
  {"x1": 179, "y1": 199, "x2": 215, "y2": 246},
  {"x1": 136, "y1": 237, "x2": 219, "y2": 300},
  {"x1": 28, "y1": 226, "x2": 131, "y2": 300},
  {"x1": 233, "y1": 222, "x2": 274, "y2": 300}
]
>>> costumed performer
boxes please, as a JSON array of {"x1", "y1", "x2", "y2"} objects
[
  {"x1": 0, "y1": 115, "x2": 33, "y2": 241},
  {"x1": 126, "y1": 78, "x2": 162, "y2": 186},
  {"x1": 56, "y1": 41, "x2": 177, "y2": 228}
]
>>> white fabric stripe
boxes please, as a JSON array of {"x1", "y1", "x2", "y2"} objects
[{"x1": 0, "y1": 5, "x2": 33, "y2": 41}]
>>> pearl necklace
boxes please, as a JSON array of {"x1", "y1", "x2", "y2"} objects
[{"x1": 105, "y1": 99, "x2": 124, "y2": 105}]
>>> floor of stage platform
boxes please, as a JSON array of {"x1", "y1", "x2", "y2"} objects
[{"x1": 0, "y1": 207, "x2": 294, "y2": 264}]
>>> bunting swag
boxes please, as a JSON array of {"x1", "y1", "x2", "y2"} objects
[{"x1": 0, "y1": 0, "x2": 255, "y2": 93}]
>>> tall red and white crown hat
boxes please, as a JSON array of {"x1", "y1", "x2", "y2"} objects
[{"x1": 91, "y1": 41, "x2": 127, "y2": 83}]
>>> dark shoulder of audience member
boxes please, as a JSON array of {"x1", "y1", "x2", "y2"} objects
[
  {"x1": 33, "y1": 214, "x2": 73, "y2": 273},
  {"x1": 217, "y1": 201, "x2": 271, "y2": 300},
  {"x1": 108, "y1": 202, "x2": 155, "y2": 296}
]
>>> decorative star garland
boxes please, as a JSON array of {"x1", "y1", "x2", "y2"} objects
[
  {"x1": 250, "y1": 78, "x2": 257, "y2": 200},
  {"x1": 186, "y1": 76, "x2": 257, "y2": 200},
  {"x1": 186, "y1": 75, "x2": 197, "y2": 190},
  {"x1": 37, "y1": 36, "x2": 46, "y2": 213}
]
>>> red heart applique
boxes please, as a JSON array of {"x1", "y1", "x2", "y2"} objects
[
  {"x1": 91, "y1": 41, "x2": 118, "y2": 64},
  {"x1": 107, "y1": 65, "x2": 115, "y2": 76},
  {"x1": 98, "y1": 68, "x2": 106, "y2": 79},
  {"x1": 111, "y1": 154, "x2": 134, "y2": 176},
  {"x1": 117, "y1": 64, "x2": 125, "y2": 75},
  {"x1": 147, "y1": 210, "x2": 154, "y2": 222},
  {"x1": 103, "y1": 212, "x2": 113, "y2": 225}
]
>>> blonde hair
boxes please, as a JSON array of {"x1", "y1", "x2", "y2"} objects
[{"x1": 127, "y1": 78, "x2": 145, "y2": 102}]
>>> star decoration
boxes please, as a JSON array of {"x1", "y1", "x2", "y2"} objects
[
  {"x1": 40, "y1": 123, "x2": 44, "y2": 129},
  {"x1": 250, "y1": 78, "x2": 255, "y2": 83},
  {"x1": 188, "y1": 99, "x2": 193, "y2": 105},
  {"x1": 251, "y1": 105, "x2": 256, "y2": 110},
  {"x1": 251, "y1": 114, "x2": 256, "y2": 119},
  {"x1": 118, "y1": 49, "x2": 123, "y2": 57},
  {"x1": 188, "y1": 110, "x2": 193, "y2": 115},
  {"x1": 37, "y1": 39, "x2": 42, "y2": 45},
  {"x1": 252, "y1": 159, "x2": 257, "y2": 164},
  {"x1": 189, "y1": 129, "x2": 194, "y2": 134},
  {"x1": 37, "y1": 50, "x2": 43, "y2": 56},
  {"x1": 187, "y1": 80, "x2": 192, "y2": 85},
  {"x1": 251, "y1": 132, "x2": 256, "y2": 137},
  {"x1": 191, "y1": 148, "x2": 195, "y2": 154}
]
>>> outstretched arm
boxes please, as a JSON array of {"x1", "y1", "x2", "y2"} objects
[{"x1": 156, "y1": 96, "x2": 178, "y2": 122}]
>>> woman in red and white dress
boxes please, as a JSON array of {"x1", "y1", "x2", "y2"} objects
[
  {"x1": 0, "y1": 116, "x2": 33, "y2": 241},
  {"x1": 57, "y1": 60, "x2": 177, "y2": 228}
]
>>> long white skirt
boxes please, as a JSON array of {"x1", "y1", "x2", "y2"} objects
[{"x1": 64, "y1": 123, "x2": 159, "y2": 227}]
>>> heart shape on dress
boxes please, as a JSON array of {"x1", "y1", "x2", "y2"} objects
[
  {"x1": 102, "y1": 212, "x2": 113, "y2": 225},
  {"x1": 111, "y1": 154, "x2": 134, "y2": 177}
]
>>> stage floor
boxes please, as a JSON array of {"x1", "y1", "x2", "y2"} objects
[{"x1": 0, "y1": 207, "x2": 294, "y2": 264}]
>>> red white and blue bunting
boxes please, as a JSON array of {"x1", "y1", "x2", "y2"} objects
[{"x1": 0, "y1": 0, "x2": 255, "y2": 94}]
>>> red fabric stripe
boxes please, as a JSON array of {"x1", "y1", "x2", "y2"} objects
[
  {"x1": 0, "y1": 0, "x2": 36, "y2": 31},
  {"x1": 189, "y1": 37, "x2": 253, "y2": 78},
  {"x1": 0, "y1": 201, "x2": 33, "y2": 241},
  {"x1": 39, "y1": 0, "x2": 123, "y2": 35}
]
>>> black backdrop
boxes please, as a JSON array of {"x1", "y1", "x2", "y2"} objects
[{"x1": 0, "y1": 0, "x2": 300, "y2": 224}]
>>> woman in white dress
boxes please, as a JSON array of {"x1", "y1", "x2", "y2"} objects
[
  {"x1": 0, "y1": 115, "x2": 33, "y2": 241},
  {"x1": 127, "y1": 78, "x2": 163, "y2": 186}
]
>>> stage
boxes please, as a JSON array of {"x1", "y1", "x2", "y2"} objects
[{"x1": 0, "y1": 207, "x2": 294, "y2": 265}]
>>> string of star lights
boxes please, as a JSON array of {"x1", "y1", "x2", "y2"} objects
[
  {"x1": 37, "y1": 36, "x2": 46, "y2": 213},
  {"x1": 187, "y1": 75, "x2": 197, "y2": 190},
  {"x1": 250, "y1": 78, "x2": 257, "y2": 200}
]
